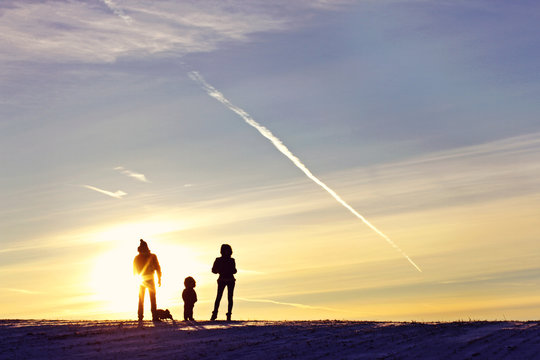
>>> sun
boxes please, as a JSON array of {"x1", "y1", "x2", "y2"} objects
[
  {"x1": 90, "y1": 239, "x2": 208, "y2": 319},
  {"x1": 90, "y1": 242, "x2": 139, "y2": 317}
]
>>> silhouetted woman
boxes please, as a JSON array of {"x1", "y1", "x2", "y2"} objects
[{"x1": 211, "y1": 244, "x2": 237, "y2": 321}]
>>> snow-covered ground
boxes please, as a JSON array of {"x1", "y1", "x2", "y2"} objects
[{"x1": 1, "y1": 319, "x2": 539, "y2": 359}]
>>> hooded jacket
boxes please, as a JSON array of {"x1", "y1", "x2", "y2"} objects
[{"x1": 133, "y1": 251, "x2": 161, "y2": 281}]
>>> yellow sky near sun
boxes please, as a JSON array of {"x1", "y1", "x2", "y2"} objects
[
  {"x1": 2, "y1": 133, "x2": 540, "y2": 320},
  {"x1": 2, "y1": 188, "x2": 539, "y2": 321}
]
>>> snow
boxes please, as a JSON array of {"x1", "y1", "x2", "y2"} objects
[{"x1": 1, "y1": 320, "x2": 540, "y2": 359}]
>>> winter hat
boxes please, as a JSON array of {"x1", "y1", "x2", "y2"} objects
[{"x1": 138, "y1": 239, "x2": 150, "y2": 253}]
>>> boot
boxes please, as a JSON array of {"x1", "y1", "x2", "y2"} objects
[
  {"x1": 210, "y1": 311, "x2": 217, "y2": 321},
  {"x1": 226, "y1": 313, "x2": 231, "y2": 322}
]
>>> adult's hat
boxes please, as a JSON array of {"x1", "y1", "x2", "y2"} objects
[{"x1": 138, "y1": 239, "x2": 149, "y2": 253}]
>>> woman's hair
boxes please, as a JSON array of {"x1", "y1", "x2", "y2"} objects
[{"x1": 220, "y1": 244, "x2": 233, "y2": 257}]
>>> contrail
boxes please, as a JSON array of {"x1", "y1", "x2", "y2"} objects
[
  {"x1": 189, "y1": 71, "x2": 422, "y2": 272},
  {"x1": 83, "y1": 185, "x2": 127, "y2": 199}
]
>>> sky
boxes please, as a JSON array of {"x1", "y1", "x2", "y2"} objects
[{"x1": 1, "y1": 0, "x2": 540, "y2": 321}]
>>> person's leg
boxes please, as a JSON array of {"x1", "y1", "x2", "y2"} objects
[
  {"x1": 148, "y1": 281, "x2": 157, "y2": 320},
  {"x1": 138, "y1": 286, "x2": 146, "y2": 321},
  {"x1": 188, "y1": 304, "x2": 194, "y2": 321},
  {"x1": 184, "y1": 304, "x2": 189, "y2": 321},
  {"x1": 226, "y1": 281, "x2": 236, "y2": 321},
  {"x1": 212, "y1": 281, "x2": 226, "y2": 320}
]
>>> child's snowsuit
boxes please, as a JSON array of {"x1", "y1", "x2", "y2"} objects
[{"x1": 182, "y1": 280, "x2": 197, "y2": 321}]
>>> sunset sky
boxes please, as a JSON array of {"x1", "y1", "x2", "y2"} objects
[{"x1": 2, "y1": 0, "x2": 540, "y2": 321}]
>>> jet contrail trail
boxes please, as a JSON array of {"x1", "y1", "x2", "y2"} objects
[{"x1": 189, "y1": 71, "x2": 422, "y2": 272}]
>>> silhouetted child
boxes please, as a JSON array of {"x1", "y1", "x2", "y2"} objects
[
  {"x1": 182, "y1": 276, "x2": 197, "y2": 321},
  {"x1": 211, "y1": 244, "x2": 237, "y2": 321}
]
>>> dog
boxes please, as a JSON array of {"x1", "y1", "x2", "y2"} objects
[{"x1": 154, "y1": 309, "x2": 174, "y2": 323}]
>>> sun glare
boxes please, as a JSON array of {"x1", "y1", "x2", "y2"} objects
[
  {"x1": 90, "y1": 237, "x2": 208, "y2": 319},
  {"x1": 90, "y1": 242, "x2": 138, "y2": 317}
]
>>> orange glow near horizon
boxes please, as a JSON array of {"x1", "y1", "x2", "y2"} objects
[
  {"x1": 90, "y1": 242, "x2": 139, "y2": 314},
  {"x1": 88, "y1": 232, "x2": 211, "y2": 319},
  {"x1": 3, "y1": 140, "x2": 540, "y2": 322}
]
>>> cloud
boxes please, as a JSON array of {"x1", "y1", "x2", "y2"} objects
[
  {"x1": 0, "y1": 0, "x2": 348, "y2": 64},
  {"x1": 236, "y1": 297, "x2": 340, "y2": 312},
  {"x1": 114, "y1": 166, "x2": 150, "y2": 183},
  {"x1": 2, "y1": 288, "x2": 42, "y2": 295},
  {"x1": 321, "y1": 131, "x2": 540, "y2": 217},
  {"x1": 310, "y1": 0, "x2": 359, "y2": 11},
  {"x1": 101, "y1": 0, "x2": 132, "y2": 24},
  {"x1": 83, "y1": 185, "x2": 126, "y2": 199}
]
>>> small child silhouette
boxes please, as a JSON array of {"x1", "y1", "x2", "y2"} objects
[{"x1": 182, "y1": 276, "x2": 197, "y2": 321}]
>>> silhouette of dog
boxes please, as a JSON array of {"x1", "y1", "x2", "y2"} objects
[{"x1": 154, "y1": 309, "x2": 174, "y2": 322}]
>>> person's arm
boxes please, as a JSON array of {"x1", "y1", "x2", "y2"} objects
[
  {"x1": 194, "y1": 291, "x2": 197, "y2": 303},
  {"x1": 232, "y1": 258, "x2": 237, "y2": 274},
  {"x1": 154, "y1": 255, "x2": 162, "y2": 286},
  {"x1": 212, "y1": 258, "x2": 220, "y2": 274}
]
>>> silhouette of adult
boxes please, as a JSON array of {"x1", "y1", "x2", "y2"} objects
[
  {"x1": 211, "y1": 244, "x2": 237, "y2": 321},
  {"x1": 133, "y1": 239, "x2": 162, "y2": 322}
]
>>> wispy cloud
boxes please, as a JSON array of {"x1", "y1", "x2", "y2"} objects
[
  {"x1": 114, "y1": 166, "x2": 150, "y2": 183},
  {"x1": 238, "y1": 269, "x2": 265, "y2": 276},
  {"x1": 236, "y1": 297, "x2": 340, "y2": 312},
  {"x1": 2, "y1": 288, "x2": 42, "y2": 295},
  {"x1": 0, "y1": 0, "x2": 343, "y2": 64},
  {"x1": 101, "y1": 0, "x2": 133, "y2": 24},
  {"x1": 83, "y1": 185, "x2": 127, "y2": 199},
  {"x1": 311, "y1": 0, "x2": 359, "y2": 11},
  {"x1": 327, "y1": 131, "x2": 540, "y2": 216}
]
